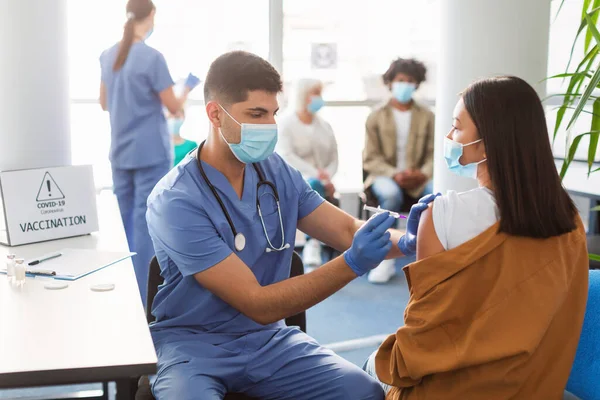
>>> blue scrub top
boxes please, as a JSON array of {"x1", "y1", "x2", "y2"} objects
[
  {"x1": 146, "y1": 152, "x2": 324, "y2": 341},
  {"x1": 100, "y1": 42, "x2": 174, "y2": 169}
]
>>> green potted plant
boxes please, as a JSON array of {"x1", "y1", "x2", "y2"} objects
[{"x1": 550, "y1": 0, "x2": 600, "y2": 264}]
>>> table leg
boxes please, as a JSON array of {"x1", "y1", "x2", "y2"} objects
[
  {"x1": 115, "y1": 378, "x2": 138, "y2": 400},
  {"x1": 101, "y1": 382, "x2": 109, "y2": 400}
]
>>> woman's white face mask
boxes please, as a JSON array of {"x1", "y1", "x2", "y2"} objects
[{"x1": 443, "y1": 138, "x2": 486, "y2": 179}]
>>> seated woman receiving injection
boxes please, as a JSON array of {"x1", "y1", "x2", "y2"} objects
[{"x1": 365, "y1": 76, "x2": 589, "y2": 399}]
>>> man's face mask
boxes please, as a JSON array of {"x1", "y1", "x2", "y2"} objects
[{"x1": 218, "y1": 104, "x2": 278, "y2": 164}]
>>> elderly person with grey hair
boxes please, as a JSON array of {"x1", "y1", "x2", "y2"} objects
[{"x1": 277, "y1": 78, "x2": 339, "y2": 268}]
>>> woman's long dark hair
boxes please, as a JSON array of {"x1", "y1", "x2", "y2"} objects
[
  {"x1": 113, "y1": 0, "x2": 155, "y2": 71},
  {"x1": 462, "y1": 76, "x2": 577, "y2": 238}
]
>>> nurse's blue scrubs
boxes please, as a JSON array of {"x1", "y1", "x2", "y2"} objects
[
  {"x1": 100, "y1": 42, "x2": 173, "y2": 306},
  {"x1": 146, "y1": 153, "x2": 384, "y2": 400}
]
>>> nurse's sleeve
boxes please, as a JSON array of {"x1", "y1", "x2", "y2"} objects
[
  {"x1": 278, "y1": 155, "x2": 325, "y2": 220},
  {"x1": 149, "y1": 52, "x2": 175, "y2": 94},
  {"x1": 147, "y1": 196, "x2": 233, "y2": 277}
]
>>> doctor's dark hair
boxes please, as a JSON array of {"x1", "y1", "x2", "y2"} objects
[
  {"x1": 113, "y1": 0, "x2": 155, "y2": 71},
  {"x1": 382, "y1": 58, "x2": 427, "y2": 85},
  {"x1": 462, "y1": 76, "x2": 577, "y2": 238},
  {"x1": 204, "y1": 51, "x2": 282, "y2": 105}
]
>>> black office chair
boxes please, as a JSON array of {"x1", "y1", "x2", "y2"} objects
[
  {"x1": 135, "y1": 253, "x2": 307, "y2": 400},
  {"x1": 358, "y1": 169, "x2": 418, "y2": 219}
]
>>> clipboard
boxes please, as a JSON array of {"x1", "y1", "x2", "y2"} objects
[{"x1": 0, "y1": 249, "x2": 136, "y2": 280}]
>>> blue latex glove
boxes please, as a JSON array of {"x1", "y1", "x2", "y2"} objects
[
  {"x1": 397, "y1": 193, "x2": 441, "y2": 256},
  {"x1": 185, "y1": 73, "x2": 201, "y2": 90},
  {"x1": 344, "y1": 212, "x2": 397, "y2": 276}
]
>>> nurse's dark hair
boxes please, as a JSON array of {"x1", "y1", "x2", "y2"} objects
[
  {"x1": 204, "y1": 51, "x2": 282, "y2": 105},
  {"x1": 113, "y1": 0, "x2": 155, "y2": 71},
  {"x1": 462, "y1": 76, "x2": 577, "y2": 238},
  {"x1": 382, "y1": 58, "x2": 427, "y2": 85}
]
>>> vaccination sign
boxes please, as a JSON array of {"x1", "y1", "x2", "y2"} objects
[{"x1": 0, "y1": 165, "x2": 99, "y2": 246}]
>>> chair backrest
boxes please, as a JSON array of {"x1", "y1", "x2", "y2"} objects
[
  {"x1": 146, "y1": 256, "x2": 163, "y2": 324},
  {"x1": 145, "y1": 252, "x2": 306, "y2": 331},
  {"x1": 588, "y1": 236, "x2": 600, "y2": 269},
  {"x1": 566, "y1": 269, "x2": 600, "y2": 399}
]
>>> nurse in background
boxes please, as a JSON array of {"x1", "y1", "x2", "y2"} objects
[
  {"x1": 277, "y1": 78, "x2": 339, "y2": 268},
  {"x1": 99, "y1": 0, "x2": 200, "y2": 305},
  {"x1": 168, "y1": 110, "x2": 198, "y2": 166}
]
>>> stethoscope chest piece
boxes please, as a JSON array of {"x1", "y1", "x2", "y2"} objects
[{"x1": 234, "y1": 233, "x2": 246, "y2": 252}]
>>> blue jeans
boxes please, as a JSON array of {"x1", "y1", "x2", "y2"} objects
[{"x1": 370, "y1": 176, "x2": 433, "y2": 212}]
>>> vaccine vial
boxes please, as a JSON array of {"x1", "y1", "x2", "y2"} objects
[
  {"x1": 14, "y1": 258, "x2": 26, "y2": 286},
  {"x1": 6, "y1": 254, "x2": 16, "y2": 282}
]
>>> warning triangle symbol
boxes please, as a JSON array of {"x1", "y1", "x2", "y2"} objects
[{"x1": 36, "y1": 172, "x2": 65, "y2": 202}]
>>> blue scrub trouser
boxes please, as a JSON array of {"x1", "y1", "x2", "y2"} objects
[
  {"x1": 112, "y1": 162, "x2": 170, "y2": 306},
  {"x1": 370, "y1": 176, "x2": 433, "y2": 212},
  {"x1": 151, "y1": 327, "x2": 384, "y2": 400}
]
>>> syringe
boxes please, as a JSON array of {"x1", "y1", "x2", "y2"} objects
[{"x1": 362, "y1": 205, "x2": 407, "y2": 219}]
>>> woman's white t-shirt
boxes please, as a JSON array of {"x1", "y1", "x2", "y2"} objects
[{"x1": 432, "y1": 187, "x2": 499, "y2": 250}]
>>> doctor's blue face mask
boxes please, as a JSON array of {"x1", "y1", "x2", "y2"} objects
[
  {"x1": 218, "y1": 104, "x2": 278, "y2": 164},
  {"x1": 443, "y1": 137, "x2": 487, "y2": 179}
]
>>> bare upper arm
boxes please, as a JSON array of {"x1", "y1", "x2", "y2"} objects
[
  {"x1": 297, "y1": 201, "x2": 357, "y2": 252},
  {"x1": 99, "y1": 82, "x2": 107, "y2": 111},
  {"x1": 193, "y1": 253, "x2": 262, "y2": 319},
  {"x1": 416, "y1": 203, "x2": 445, "y2": 261}
]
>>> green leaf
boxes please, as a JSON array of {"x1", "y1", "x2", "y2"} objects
[
  {"x1": 590, "y1": 253, "x2": 600, "y2": 262},
  {"x1": 585, "y1": 0, "x2": 600, "y2": 51},
  {"x1": 566, "y1": 6, "x2": 600, "y2": 73},
  {"x1": 585, "y1": 13, "x2": 600, "y2": 51},
  {"x1": 589, "y1": 99, "x2": 600, "y2": 174},
  {"x1": 554, "y1": 0, "x2": 567, "y2": 22},
  {"x1": 565, "y1": 66, "x2": 600, "y2": 131},
  {"x1": 554, "y1": 47, "x2": 599, "y2": 141},
  {"x1": 559, "y1": 130, "x2": 600, "y2": 179},
  {"x1": 584, "y1": 0, "x2": 593, "y2": 18},
  {"x1": 543, "y1": 93, "x2": 600, "y2": 102},
  {"x1": 556, "y1": 106, "x2": 600, "y2": 119},
  {"x1": 566, "y1": 13, "x2": 593, "y2": 73},
  {"x1": 545, "y1": 72, "x2": 592, "y2": 80},
  {"x1": 560, "y1": 135, "x2": 585, "y2": 178},
  {"x1": 554, "y1": 76, "x2": 583, "y2": 141},
  {"x1": 576, "y1": 46, "x2": 600, "y2": 94}
]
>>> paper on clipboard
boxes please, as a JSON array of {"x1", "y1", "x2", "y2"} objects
[{"x1": 26, "y1": 248, "x2": 135, "y2": 281}]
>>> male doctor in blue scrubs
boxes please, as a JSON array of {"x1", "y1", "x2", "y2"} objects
[{"x1": 146, "y1": 51, "x2": 435, "y2": 399}]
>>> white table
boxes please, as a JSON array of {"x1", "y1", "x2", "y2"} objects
[
  {"x1": 0, "y1": 192, "x2": 156, "y2": 395},
  {"x1": 560, "y1": 161, "x2": 600, "y2": 200}
]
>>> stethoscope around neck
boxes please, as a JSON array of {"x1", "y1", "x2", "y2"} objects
[{"x1": 195, "y1": 141, "x2": 290, "y2": 253}]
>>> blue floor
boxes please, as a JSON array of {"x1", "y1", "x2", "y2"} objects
[
  {"x1": 306, "y1": 257, "x2": 412, "y2": 366},
  {"x1": 0, "y1": 258, "x2": 412, "y2": 399}
]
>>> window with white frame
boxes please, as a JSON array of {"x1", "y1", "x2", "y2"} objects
[{"x1": 67, "y1": 0, "x2": 581, "y2": 190}]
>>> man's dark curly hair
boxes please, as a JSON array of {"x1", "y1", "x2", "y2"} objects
[{"x1": 382, "y1": 58, "x2": 427, "y2": 85}]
